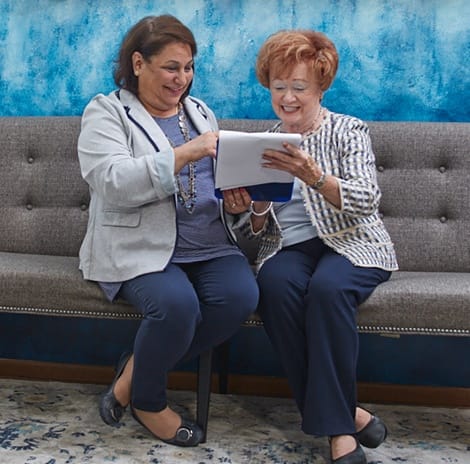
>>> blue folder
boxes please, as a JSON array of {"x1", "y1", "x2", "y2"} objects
[{"x1": 215, "y1": 181, "x2": 294, "y2": 202}]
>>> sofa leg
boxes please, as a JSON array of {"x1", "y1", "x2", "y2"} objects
[{"x1": 196, "y1": 348, "x2": 213, "y2": 443}]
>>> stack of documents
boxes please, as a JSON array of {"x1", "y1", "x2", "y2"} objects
[{"x1": 214, "y1": 130, "x2": 302, "y2": 202}]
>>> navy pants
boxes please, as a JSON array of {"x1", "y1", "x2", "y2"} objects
[
  {"x1": 257, "y1": 238, "x2": 390, "y2": 437},
  {"x1": 119, "y1": 254, "x2": 258, "y2": 412}
]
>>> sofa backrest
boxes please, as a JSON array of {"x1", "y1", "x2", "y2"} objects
[
  {"x1": 0, "y1": 116, "x2": 468, "y2": 272},
  {"x1": 367, "y1": 121, "x2": 469, "y2": 273},
  {"x1": 0, "y1": 116, "x2": 86, "y2": 257}
]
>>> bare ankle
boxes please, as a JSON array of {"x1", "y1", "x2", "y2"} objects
[
  {"x1": 355, "y1": 407, "x2": 372, "y2": 432},
  {"x1": 330, "y1": 435, "x2": 357, "y2": 460},
  {"x1": 134, "y1": 407, "x2": 182, "y2": 440}
]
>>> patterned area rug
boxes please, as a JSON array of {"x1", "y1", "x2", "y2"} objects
[{"x1": 0, "y1": 379, "x2": 468, "y2": 463}]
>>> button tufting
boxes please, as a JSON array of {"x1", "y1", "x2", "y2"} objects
[
  {"x1": 27, "y1": 156, "x2": 34, "y2": 164},
  {"x1": 26, "y1": 204, "x2": 33, "y2": 210},
  {"x1": 439, "y1": 166, "x2": 446, "y2": 173},
  {"x1": 80, "y1": 204, "x2": 88, "y2": 211},
  {"x1": 377, "y1": 166, "x2": 384, "y2": 172},
  {"x1": 439, "y1": 216, "x2": 447, "y2": 223}
]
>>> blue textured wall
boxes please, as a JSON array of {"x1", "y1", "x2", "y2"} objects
[{"x1": 0, "y1": 0, "x2": 469, "y2": 121}]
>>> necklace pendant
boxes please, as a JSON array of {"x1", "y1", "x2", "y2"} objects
[
  {"x1": 177, "y1": 193, "x2": 195, "y2": 214},
  {"x1": 186, "y1": 203, "x2": 195, "y2": 214}
]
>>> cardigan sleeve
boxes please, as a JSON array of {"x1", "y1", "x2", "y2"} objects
[{"x1": 334, "y1": 118, "x2": 381, "y2": 217}]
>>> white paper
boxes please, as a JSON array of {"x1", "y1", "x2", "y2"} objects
[{"x1": 215, "y1": 130, "x2": 301, "y2": 190}]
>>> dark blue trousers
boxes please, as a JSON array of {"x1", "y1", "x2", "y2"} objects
[
  {"x1": 119, "y1": 254, "x2": 258, "y2": 412},
  {"x1": 257, "y1": 238, "x2": 390, "y2": 436}
]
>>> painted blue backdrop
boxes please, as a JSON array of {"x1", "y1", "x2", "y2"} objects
[{"x1": 0, "y1": 0, "x2": 469, "y2": 121}]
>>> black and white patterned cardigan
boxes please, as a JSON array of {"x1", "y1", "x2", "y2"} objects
[{"x1": 237, "y1": 109, "x2": 399, "y2": 272}]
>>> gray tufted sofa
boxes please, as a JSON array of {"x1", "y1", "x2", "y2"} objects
[{"x1": 0, "y1": 116, "x2": 469, "y2": 439}]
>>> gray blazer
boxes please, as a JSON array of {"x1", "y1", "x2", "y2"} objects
[{"x1": 78, "y1": 89, "x2": 230, "y2": 282}]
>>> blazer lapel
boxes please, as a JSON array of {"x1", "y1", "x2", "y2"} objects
[
  {"x1": 115, "y1": 90, "x2": 214, "y2": 154},
  {"x1": 116, "y1": 89, "x2": 171, "y2": 152}
]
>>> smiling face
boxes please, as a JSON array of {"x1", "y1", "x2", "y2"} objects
[
  {"x1": 132, "y1": 41, "x2": 194, "y2": 117},
  {"x1": 269, "y1": 61, "x2": 323, "y2": 134}
]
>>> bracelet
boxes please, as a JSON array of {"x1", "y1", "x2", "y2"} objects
[
  {"x1": 250, "y1": 201, "x2": 272, "y2": 217},
  {"x1": 310, "y1": 171, "x2": 327, "y2": 190}
]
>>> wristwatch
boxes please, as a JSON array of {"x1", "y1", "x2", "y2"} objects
[{"x1": 311, "y1": 171, "x2": 327, "y2": 189}]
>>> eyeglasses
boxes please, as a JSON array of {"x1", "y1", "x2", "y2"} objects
[{"x1": 270, "y1": 80, "x2": 311, "y2": 95}]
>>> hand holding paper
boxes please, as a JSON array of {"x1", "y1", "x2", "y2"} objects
[{"x1": 214, "y1": 130, "x2": 302, "y2": 201}]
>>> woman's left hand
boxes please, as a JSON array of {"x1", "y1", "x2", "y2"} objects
[
  {"x1": 222, "y1": 188, "x2": 252, "y2": 214},
  {"x1": 263, "y1": 142, "x2": 322, "y2": 186}
]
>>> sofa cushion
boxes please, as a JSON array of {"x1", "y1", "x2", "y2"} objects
[
  {"x1": 1, "y1": 252, "x2": 468, "y2": 337},
  {"x1": 242, "y1": 271, "x2": 470, "y2": 336},
  {"x1": 0, "y1": 252, "x2": 136, "y2": 318},
  {"x1": 358, "y1": 271, "x2": 470, "y2": 335}
]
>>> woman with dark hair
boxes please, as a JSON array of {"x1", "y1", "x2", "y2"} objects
[
  {"x1": 77, "y1": 15, "x2": 258, "y2": 447},
  {"x1": 227, "y1": 29, "x2": 397, "y2": 463}
]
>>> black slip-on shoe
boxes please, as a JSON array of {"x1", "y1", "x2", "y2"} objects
[
  {"x1": 99, "y1": 351, "x2": 132, "y2": 426},
  {"x1": 356, "y1": 412, "x2": 388, "y2": 448}
]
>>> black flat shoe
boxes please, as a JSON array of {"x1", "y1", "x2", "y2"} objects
[
  {"x1": 330, "y1": 438, "x2": 367, "y2": 464},
  {"x1": 356, "y1": 412, "x2": 388, "y2": 448},
  {"x1": 99, "y1": 351, "x2": 132, "y2": 426},
  {"x1": 131, "y1": 407, "x2": 203, "y2": 447}
]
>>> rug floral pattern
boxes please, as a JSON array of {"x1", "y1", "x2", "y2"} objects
[{"x1": 0, "y1": 379, "x2": 468, "y2": 463}]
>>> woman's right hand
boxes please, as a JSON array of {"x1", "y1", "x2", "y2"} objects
[{"x1": 174, "y1": 131, "x2": 218, "y2": 173}]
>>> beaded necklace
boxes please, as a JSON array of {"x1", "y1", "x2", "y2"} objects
[{"x1": 169, "y1": 103, "x2": 197, "y2": 214}]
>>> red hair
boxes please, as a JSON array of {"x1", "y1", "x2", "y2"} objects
[{"x1": 256, "y1": 30, "x2": 338, "y2": 91}]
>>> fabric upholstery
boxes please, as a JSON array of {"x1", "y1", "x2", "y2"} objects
[
  {"x1": 0, "y1": 117, "x2": 469, "y2": 336},
  {"x1": 0, "y1": 252, "x2": 135, "y2": 317},
  {"x1": 0, "y1": 117, "x2": 87, "y2": 256}
]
